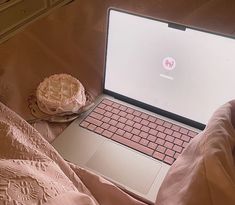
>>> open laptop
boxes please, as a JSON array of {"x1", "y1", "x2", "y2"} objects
[{"x1": 52, "y1": 8, "x2": 235, "y2": 204}]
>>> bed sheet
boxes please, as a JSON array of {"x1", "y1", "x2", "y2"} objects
[
  {"x1": 0, "y1": 101, "x2": 147, "y2": 205},
  {"x1": 156, "y1": 101, "x2": 235, "y2": 205},
  {"x1": 1, "y1": 100, "x2": 235, "y2": 205}
]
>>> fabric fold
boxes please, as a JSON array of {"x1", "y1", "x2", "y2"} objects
[{"x1": 155, "y1": 101, "x2": 235, "y2": 205}]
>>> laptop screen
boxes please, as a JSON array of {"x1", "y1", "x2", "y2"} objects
[{"x1": 104, "y1": 9, "x2": 235, "y2": 125}]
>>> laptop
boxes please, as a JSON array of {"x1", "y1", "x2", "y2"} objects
[{"x1": 52, "y1": 8, "x2": 235, "y2": 204}]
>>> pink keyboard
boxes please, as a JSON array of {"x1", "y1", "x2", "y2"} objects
[{"x1": 80, "y1": 99, "x2": 199, "y2": 165}]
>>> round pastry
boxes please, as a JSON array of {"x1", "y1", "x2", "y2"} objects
[{"x1": 36, "y1": 74, "x2": 86, "y2": 115}]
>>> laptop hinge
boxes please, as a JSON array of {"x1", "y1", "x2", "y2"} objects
[{"x1": 168, "y1": 23, "x2": 186, "y2": 31}]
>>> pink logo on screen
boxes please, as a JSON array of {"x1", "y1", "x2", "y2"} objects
[{"x1": 162, "y1": 57, "x2": 176, "y2": 70}]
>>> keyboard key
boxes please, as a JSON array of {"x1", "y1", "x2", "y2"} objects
[
  {"x1": 141, "y1": 125, "x2": 150, "y2": 133},
  {"x1": 116, "y1": 122, "x2": 125, "y2": 129},
  {"x1": 126, "y1": 119, "x2": 135, "y2": 126},
  {"x1": 126, "y1": 108, "x2": 134, "y2": 114},
  {"x1": 174, "y1": 138, "x2": 183, "y2": 146},
  {"x1": 126, "y1": 114, "x2": 134, "y2": 120},
  {"x1": 164, "y1": 128, "x2": 173, "y2": 135},
  {"x1": 132, "y1": 135, "x2": 141, "y2": 142},
  {"x1": 188, "y1": 130, "x2": 198, "y2": 138},
  {"x1": 119, "y1": 111, "x2": 127, "y2": 117},
  {"x1": 90, "y1": 112, "x2": 103, "y2": 120},
  {"x1": 182, "y1": 141, "x2": 189, "y2": 148},
  {"x1": 97, "y1": 102, "x2": 106, "y2": 109},
  {"x1": 163, "y1": 121, "x2": 172, "y2": 128},
  {"x1": 116, "y1": 129, "x2": 125, "y2": 136},
  {"x1": 149, "y1": 122, "x2": 157, "y2": 129},
  {"x1": 104, "y1": 111, "x2": 112, "y2": 118},
  {"x1": 101, "y1": 116, "x2": 110, "y2": 123},
  {"x1": 139, "y1": 131, "x2": 149, "y2": 139},
  {"x1": 102, "y1": 130, "x2": 113, "y2": 138},
  {"x1": 172, "y1": 124, "x2": 180, "y2": 131},
  {"x1": 80, "y1": 121, "x2": 89, "y2": 128},
  {"x1": 165, "y1": 141, "x2": 173, "y2": 149},
  {"x1": 109, "y1": 119, "x2": 118, "y2": 126},
  {"x1": 156, "y1": 119, "x2": 164, "y2": 125},
  {"x1": 104, "y1": 105, "x2": 112, "y2": 111},
  {"x1": 133, "y1": 110, "x2": 141, "y2": 116},
  {"x1": 173, "y1": 131, "x2": 181, "y2": 139},
  {"x1": 112, "y1": 134, "x2": 154, "y2": 156},
  {"x1": 149, "y1": 128, "x2": 158, "y2": 136},
  {"x1": 148, "y1": 142, "x2": 158, "y2": 150},
  {"x1": 180, "y1": 127, "x2": 188, "y2": 135},
  {"x1": 123, "y1": 132, "x2": 133, "y2": 139},
  {"x1": 112, "y1": 102, "x2": 120, "y2": 108},
  {"x1": 133, "y1": 116, "x2": 142, "y2": 123},
  {"x1": 124, "y1": 125, "x2": 132, "y2": 132},
  {"x1": 164, "y1": 156, "x2": 174, "y2": 165},
  {"x1": 140, "y1": 113, "x2": 149, "y2": 119},
  {"x1": 108, "y1": 126, "x2": 118, "y2": 133},
  {"x1": 156, "y1": 145, "x2": 166, "y2": 153},
  {"x1": 148, "y1": 116, "x2": 156, "y2": 122},
  {"x1": 140, "y1": 139, "x2": 149, "y2": 146},
  {"x1": 101, "y1": 123, "x2": 110, "y2": 130},
  {"x1": 166, "y1": 135, "x2": 174, "y2": 142},
  {"x1": 133, "y1": 123, "x2": 142, "y2": 129},
  {"x1": 103, "y1": 99, "x2": 113, "y2": 106},
  {"x1": 112, "y1": 108, "x2": 120, "y2": 114},
  {"x1": 165, "y1": 149, "x2": 175, "y2": 157},
  {"x1": 157, "y1": 132, "x2": 166, "y2": 139},
  {"x1": 181, "y1": 134, "x2": 190, "y2": 142},
  {"x1": 95, "y1": 127, "x2": 104, "y2": 134},
  {"x1": 131, "y1": 128, "x2": 141, "y2": 135},
  {"x1": 111, "y1": 114, "x2": 119, "y2": 120},
  {"x1": 156, "y1": 125, "x2": 165, "y2": 132},
  {"x1": 174, "y1": 152, "x2": 180, "y2": 159},
  {"x1": 173, "y1": 145, "x2": 183, "y2": 153},
  {"x1": 140, "y1": 119, "x2": 149, "y2": 126},
  {"x1": 119, "y1": 105, "x2": 127, "y2": 111},
  {"x1": 153, "y1": 151, "x2": 164, "y2": 160},
  {"x1": 147, "y1": 135, "x2": 157, "y2": 142},
  {"x1": 156, "y1": 138, "x2": 165, "y2": 145},
  {"x1": 85, "y1": 116, "x2": 102, "y2": 126},
  {"x1": 88, "y1": 124, "x2": 96, "y2": 131}
]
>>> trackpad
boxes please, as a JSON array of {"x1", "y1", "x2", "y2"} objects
[{"x1": 85, "y1": 141, "x2": 162, "y2": 194}]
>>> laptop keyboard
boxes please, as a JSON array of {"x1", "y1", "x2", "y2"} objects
[{"x1": 79, "y1": 99, "x2": 199, "y2": 165}]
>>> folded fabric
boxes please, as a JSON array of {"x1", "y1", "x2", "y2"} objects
[
  {"x1": 0, "y1": 101, "x2": 146, "y2": 205},
  {"x1": 155, "y1": 101, "x2": 235, "y2": 205}
]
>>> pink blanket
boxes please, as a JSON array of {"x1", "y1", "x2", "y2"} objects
[
  {"x1": 1, "y1": 100, "x2": 235, "y2": 205},
  {"x1": 0, "y1": 101, "x2": 146, "y2": 205},
  {"x1": 156, "y1": 101, "x2": 235, "y2": 205}
]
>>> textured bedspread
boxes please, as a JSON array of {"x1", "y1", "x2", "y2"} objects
[
  {"x1": 1, "y1": 99, "x2": 235, "y2": 205},
  {"x1": 0, "y1": 101, "x2": 146, "y2": 205}
]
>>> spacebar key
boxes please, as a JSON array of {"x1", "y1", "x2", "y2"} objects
[{"x1": 112, "y1": 134, "x2": 154, "y2": 156}]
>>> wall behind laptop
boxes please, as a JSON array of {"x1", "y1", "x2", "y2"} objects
[{"x1": 0, "y1": 0, "x2": 235, "y2": 120}]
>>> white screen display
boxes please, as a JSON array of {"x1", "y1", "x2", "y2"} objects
[{"x1": 104, "y1": 10, "x2": 235, "y2": 124}]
